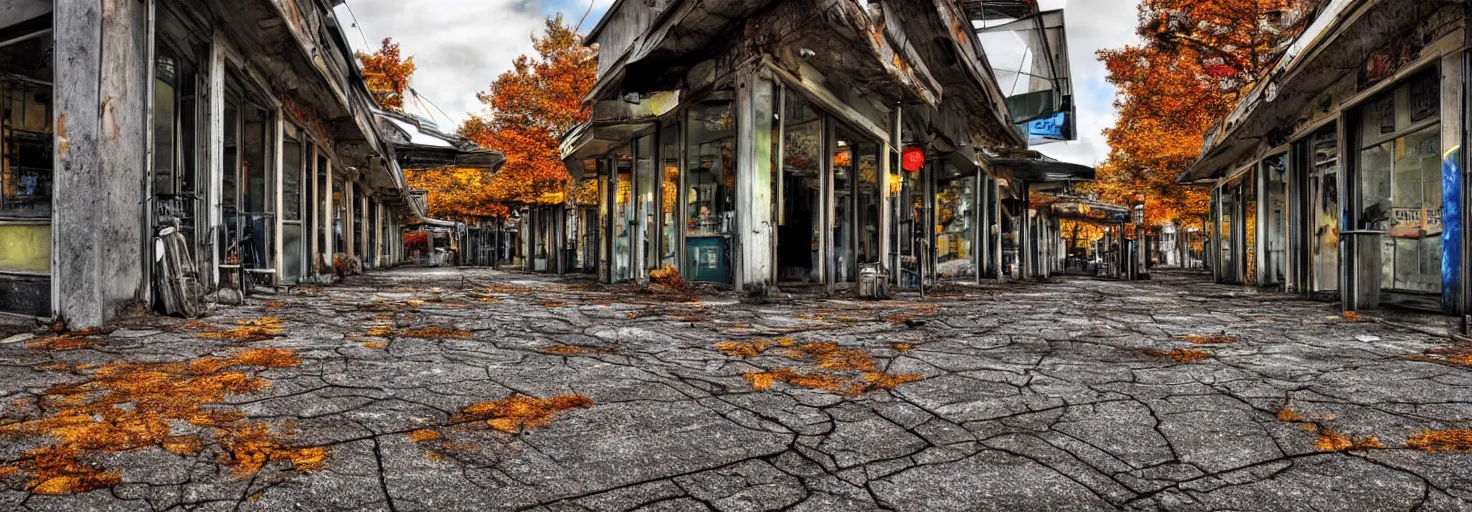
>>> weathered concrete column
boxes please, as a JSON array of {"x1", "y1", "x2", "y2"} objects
[
  {"x1": 734, "y1": 66, "x2": 775, "y2": 293},
  {"x1": 53, "y1": 0, "x2": 148, "y2": 327}
]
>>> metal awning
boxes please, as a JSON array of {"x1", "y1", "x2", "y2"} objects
[
  {"x1": 1051, "y1": 198, "x2": 1130, "y2": 224},
  {"x1": 990, "y1": 157, "x2": 1095, "y2": 183},
  {"x1": 377, "y1": 110, "x2": 505, "y2": 172}
]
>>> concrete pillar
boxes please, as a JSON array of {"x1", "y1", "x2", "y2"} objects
[
  {"x1": 53, "y1": 0, "x2": 148, "y2": 327},
  {"x1": 991, "y1": 178, "x2": 1003, "y2": 280},
  {"x1": 735, "y1": 66, "x2": 775, "y2": 293}
]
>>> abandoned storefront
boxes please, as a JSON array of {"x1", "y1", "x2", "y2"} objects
[
  {"x1": 560, "y1": 0, "x2": 1091, "y2": 293},
  {"x1": 1181, "y1": 0, "x2": 1469, "y2": 316},
  {"x1": 0, "y1": 0, "x2": 432, "y2": 326}
]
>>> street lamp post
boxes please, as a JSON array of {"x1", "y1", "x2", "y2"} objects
[{"x1": 1132, "y1": 192, "x2": 1146, "y2": 280}]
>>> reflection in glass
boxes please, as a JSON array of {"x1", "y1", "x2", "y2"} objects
[
  {"x1": 935, "y1": 164, "x2": 976, "y2": 279},
  {"x1": 778, "y1": 93, "x2": 822, "y2": 283},
  {"x1": 684, "y1": 100, "x2": 735, "y2": 283}
]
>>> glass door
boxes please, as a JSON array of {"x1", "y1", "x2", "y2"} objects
[
  {"x1": 1262, "y1": 153, "x2": 1288, "y2": 288},
  {"x1": 281, "y1": 125, "x2": 304, "y2": 284},
  {"x1": 684, "y1": 100, "x2": 735, "y2": 284},
  {"x1": 1310, "y1": 128, "x2": 1340, "y2": 296},
  {"x1": 777, "y1": 92, "x2": 822, "y2": 284},
  {"x1": 1354, "y1": 69, "x2": 1442, "y2": 307},
  {"x1": 612, "y1": 145, "x2": 634, "y2": 281}
]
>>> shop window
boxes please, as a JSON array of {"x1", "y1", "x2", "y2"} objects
[
  {"x1": 935, "y1": 163, "x2": 976, "y2": 279},
  {"x1": 612, "y1": 145, "x2": 634, "y2": 281},
  {"x1": 659, "y1": 123, "x2": 679, "y2": 269},
  {"x1": 684, "y1": 99, "x2": 736, "y2": 283},
  {"x1": 778, "y1": 91, "x2": 822, "y2": 283},
  {"x1": 1355, "y1": 68, "x2": 1442, "y2": 296},
  {"x1": 636, "y1": 134, "x2": 655, "y2": 272},
  {"x1": 281, "y1": 126, "x2": 304, "y2": 283}
]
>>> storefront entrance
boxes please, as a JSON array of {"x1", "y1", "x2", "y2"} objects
[{"x1": 1352, "y1": 68, "x2": 1447, "y2": 311}]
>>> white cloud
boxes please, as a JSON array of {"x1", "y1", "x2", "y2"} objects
[
  {"x1": 336, "y1": 0, "x2": 1138, "y2": 161},
  {"x1": 1033, "y1": 0, "x2": 1142, "y2": 167},
  {"x1": 336, "y1": 0, "x2": 598, "y2": 131}
]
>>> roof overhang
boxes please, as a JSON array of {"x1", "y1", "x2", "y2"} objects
[
  {"x1": 990, "y1": 157, "x2": 1095, "y2": 183},
  {"x1": 1179, "y1": 0, "x2": 1446, "y2": 184},
  {"x1": 377, "y1": 110, "x2": 506, "y2": 172}
]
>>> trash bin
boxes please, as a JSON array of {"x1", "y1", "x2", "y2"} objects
[{"x1": 858, "y1": 263, "x2": 890, "y2": 300}]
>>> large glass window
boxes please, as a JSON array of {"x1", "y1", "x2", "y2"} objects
[
  {"x1": 659, "y1": 124, "x2": 679, "y2": 268},
  {"x1": 281, "y1": 126, "x2": 303, "y2": 283},
  {"x1": 1262, "y1": 154, "x2": 1287, "y2": 286},
  {"x1": 778, "y1": 92, "x2": 822, "y2": 283},
  {"x1": 936, "y1": 163, "x2": 976, "y2": 279},
  {"x1": 1310, "y1": 128, "x2": 1339, "y2": 293},
  {"x1": 636, "y1": 135, "x2": 655, "y2": 271},
  {"x1": 684, "y1": 99, "x2": 736, "y2": 283},
  {"x1": 1355, "y1": 69, "x2": 1441, "y2": 296},
  {"x1": 612, "y1": 145, "x2": 634, "y2": 281}
]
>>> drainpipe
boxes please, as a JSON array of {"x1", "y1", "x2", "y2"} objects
[{"x1": 140, "y1": 0, "x2": 157, "y2": 309}]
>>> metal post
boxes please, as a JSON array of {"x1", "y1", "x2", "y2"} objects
[{"x1": 885, "y1": 106, "x2": 902, "y2": 286}]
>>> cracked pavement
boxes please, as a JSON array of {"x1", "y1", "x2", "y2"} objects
[{"x1": 3, "y1": 268, "x2": 1472, "y2": 511}]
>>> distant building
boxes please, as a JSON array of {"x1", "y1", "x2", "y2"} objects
[{"x1": 557, "y1": 0, "x2": 1100, "y2": 292}]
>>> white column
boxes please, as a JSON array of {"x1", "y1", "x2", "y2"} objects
[
  {"x1": 273, "y1": 109, "x2": 285, "y2": 285},
  {"x1": 735, "y1": 66, "x2": 775, "y2": 293}
]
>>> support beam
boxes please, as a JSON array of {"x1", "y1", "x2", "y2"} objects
[{"x1": 735, "y1": 66, "x2": 775, "y2": 293}]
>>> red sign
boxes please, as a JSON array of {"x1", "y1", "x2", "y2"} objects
[{"x1": 902, "y1": 147, "x2": 925, "y2": 172}]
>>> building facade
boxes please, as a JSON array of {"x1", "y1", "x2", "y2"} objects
[
  {"x1": 1182, "y1": 0, "x2": 1468, "y2": 318},
  {"x1": 560, "y1": 0, "x2": 1094, "y2": 293},
  {"x1": 0, "y1": 0, "x2": 467, "y2": 327}
]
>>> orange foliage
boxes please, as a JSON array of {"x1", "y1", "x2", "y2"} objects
[
  {"x1": 1405, "y1": 430, "x2": 1472, "y2": 452},
  {"x1": 1094, "y1": 0, "x2": 1320, "y2": 226},
  {"x1": 357, "y1": 38, "x2": 416, "y2": 111},
  {"x1": 0, "y1": 349, "x2": 314, "y2": 494},
  {"x1": 458, "y1": 14, "x2": 596, "y2": 213},
  {"x1": 451, "y1": 394, "x2": 594, "y2": 433},
  {"x1": 1142, "y1": 348, "x2": 1210, "y2": 363}
]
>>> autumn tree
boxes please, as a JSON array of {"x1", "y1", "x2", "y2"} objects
[
  {"x1": 459, "y1": 14, "x2": 597, "y2": 213},
  {"x1": 357, "y1": 38, "x2": 416, "y2": 111},
  {"x1": 1093, "y1": 0, "x2": 1325, "y2": 228}
]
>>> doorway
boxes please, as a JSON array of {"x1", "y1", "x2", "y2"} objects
[{"x1": 777, "y1": 92, "x2": 823, "y2": 284}]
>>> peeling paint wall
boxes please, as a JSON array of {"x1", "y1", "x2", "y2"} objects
[{"x1": 53, "y1": 0, "x2": 148, "y2": 327}]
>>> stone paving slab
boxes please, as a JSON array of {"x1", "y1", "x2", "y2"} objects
[{"x1": 1, "y1": 268, "x2": 1471, "y2": 510}]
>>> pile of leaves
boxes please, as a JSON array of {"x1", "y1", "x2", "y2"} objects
[
  {"x1": 716, "y1": 338, "x2": 925, "y2": 397},
  {"x1": 1142, "y1": 348, "x2": 1211, "y2": 363},
  {"x1": 182, "y1": 317, "x2": 285, "y2": 343},
  {"x1": 0, "y1": 348, "x2": 322, "y2": 494}
]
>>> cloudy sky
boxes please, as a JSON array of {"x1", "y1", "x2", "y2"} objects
[{"x1": 334, "y1": 0, "x2": 1140, "y2": 166}]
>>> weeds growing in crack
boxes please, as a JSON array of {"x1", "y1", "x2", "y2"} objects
[
  {"x1": 357, "y1": 299, "x2": 422, "y2": 313},
  {"x1": 0, "y1": 348, "x2": 322, "y2": 494},
  {"x1": 25, "y1": 330, "x2": 107, "y2": 351},
  {"x1": 1180, "y1": 334, "x2": 1237, "y2": 345},
  {"x1": 1406, "y1": 430, "x2": 1472, "y2": 452},
  {"x1": 1277, "y1": 407, "x2": 1381, "y2": 452},
  {"x1": 367, "y1": 326, "x2": 471, "y2": 339},
  {"x1": 1142, "y1": 348, "x2": 1210, "y2": 363},
  {"x1": 1409, "y1": 346, "x2": 1472, "y2": 368},
  {"x1": 883, "y1": 304, "x2": 941, "y2": 324},
  {"x1": 405, "y1": 395, "x2": 594, "y2": 462},
  {"x1": 541, "y1": 344, "x2": 617, "y2": 355},
  {"x1": 718, "y1": 339, "x2": 925, "y2": 397},
  {"x1": 180, "y1": 317, "x2": 285, "y2": 343}
]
